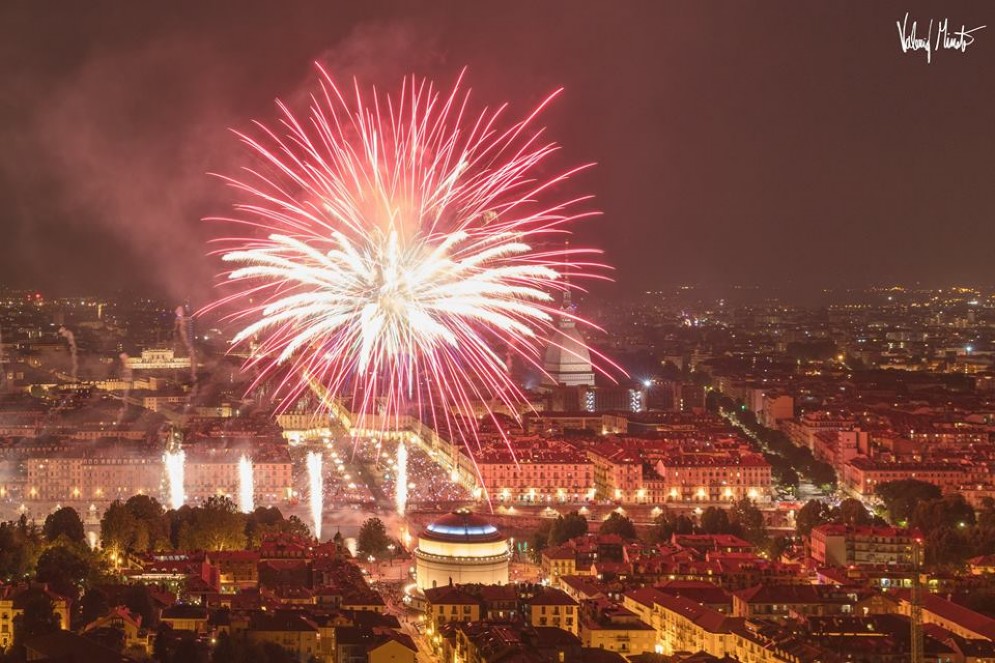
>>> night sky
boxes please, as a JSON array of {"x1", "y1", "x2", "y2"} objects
[{"x1": 0, "y1": 1, "x2": 992, "y2": 303}]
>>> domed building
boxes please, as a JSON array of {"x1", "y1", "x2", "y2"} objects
[{"x1": 414, "y1": 510, "x2": 511, "y2": 591}]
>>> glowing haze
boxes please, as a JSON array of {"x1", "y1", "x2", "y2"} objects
[{"x1": 212, "y1": 64, "x2": 608, "y2": 455}]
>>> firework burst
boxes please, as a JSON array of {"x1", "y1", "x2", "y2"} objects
[{"x1": 211, "y1": 64, "x2": 610, "y2": 454}]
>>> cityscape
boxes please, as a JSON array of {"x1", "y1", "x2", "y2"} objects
[{"x1": 1, "y1": 3, "x2": 994, "y2": 663}]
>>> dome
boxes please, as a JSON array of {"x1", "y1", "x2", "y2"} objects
[
  {"x1": 420, "y1": 510, "x2": 505, "y2": 543},
  {"x1": 542, "y1": 319, "x2": 595, "y2": 387},
  {"x1": 414, "y1": 510, "x2": 510, "y2": 591}
]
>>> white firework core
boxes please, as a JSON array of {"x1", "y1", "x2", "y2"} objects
[
  {"x1": 164, "y1": 450, "x2": 185, "y2": 510},
  {"x1": 213, "y1": 66, "x2": 607, "y2": 457},
  {"x1": 307, "y1": 451, "x2": 324, "y2": 540},
  {"x1": 238, "y1": 454, "x2": 255, "y2": 513}
]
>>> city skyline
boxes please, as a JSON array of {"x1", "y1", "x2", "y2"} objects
[
  {"x1": 4, "y1": 5, "x2": 995, "y2": 663},
  {"x1": 0, "y1": 2, "x2": 993, "y2": 301}
]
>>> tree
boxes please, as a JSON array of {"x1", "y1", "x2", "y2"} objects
[
  {"x1": 124, "y1": 584, "x2": 156, "y2": 626},
  {"x1": 167, "y1": 506, "x2": 192, "y2": 550},
  {"x1": 766, "y1": 535, "x2": 792, "y2": 561},
  {"x1": 806, "y1": 461, "x2": 838, "y2": 489},
  {"x1": 529, "y1": 521, "x2": 552, "y2": 564},
  {"x1": 80, "y1": 587, "x2": 111, "y2": 625},
  {"x1": 101, "y1": 501, "x2": 140, "y2": 553},
  {"x1": 698, "y1": 507, "x2": 733, "y2": 535},
  {"x1": 102, "y1": 496, "x2": 170, "y2": 554},
  {"x1": 125, "y1": 495, "x2": 170, "y2": 550},
  {"x1": 913, "y1": 494, "x2": 976, "y2": 533},
  {"x1": 978, "y1": 497, "x2": 995, "y2": 531},
  {"x1": 599, "y1": 512, "x2": 636, "y2": 539},
  {"x1": 877, "y1": 479, "x2": 942, "y2": 525},
  {"x1": 0, "y1": 518, "x2": 44, "y2": 581},
  {"x1": 246, "y1": 507, "x2": 313, "y2": 548},
  {"x1": 646, "y1": 509, "x2": 694, "y2": 544},
  {"x1": 838, "y1": 498, "x2": 872, "y2": 527},
  {"x1": 909, "y1": 494, "x2": 975, "y2": 566},
  {"x1": 356, "y1": 518, "x2": 390, "y2": 558},
  {"x1": 12, "y1": 587, "x2": 61, "y2": 648},
  {"x1": 169, "y1": 635, "x2": 205, "y2": 663},
  {"x1": 795, "y1": 500, "x2": 835, "y2": 537},
  {"x1": 43, "y1": 506, "x2": 85, "y2": 543},
  {"x1": 549, "y1": 511, "x2": 588, "y2": 546},
  {"x1": 153, "y1": 623, "x2": 187, "y2": 663},
  {"x1": 177, "y1": 497, "x2": 246, "y2": 551},
  {"x1": 730, "y1": 498, "x2": 768, "y2": 547},
  {"x1": 35, "y1": 544, "x2": 93, "y2": 600},
  {"x1": 776, "y1": 466, "x2": 800, "y2": 493},
  {"x1": 245, "y1": 506, "x2": 282, "y2": 547}
]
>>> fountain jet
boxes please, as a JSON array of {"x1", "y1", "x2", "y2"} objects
[
  {"x1": 395, "y1": 440, "x2": 408, "y2": 515},
  {"x1": 238, "y1": 454, "x2": 254, "y2": 513},
  {"x1": 164, "y1": 449, "x2": 185, "y2": 510},
  {"x1": 306, "y1": 450, "x2": 324, "y2": 540}
]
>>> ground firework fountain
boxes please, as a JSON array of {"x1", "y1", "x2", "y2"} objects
[
  {"x1": 238, "y1": 454, "x2": 254, "y2": 513},
  {"x1": 306, "y1": 451, "x2": 323, "y2": 540},
  {"x1": 395, "y1": 439, "x2": 408, "y2": 515},
  {"x1": 164, "y1": 449, "x2": 185, "y2": 510}
]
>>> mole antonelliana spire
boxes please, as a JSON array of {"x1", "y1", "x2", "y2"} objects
[{"x1": 541, "y1": 241, "x2": 595, "y2": 387}]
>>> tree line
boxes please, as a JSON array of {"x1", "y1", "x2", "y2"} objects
[
  {"x1": 708, "y1": 393, "x2": 837, "y2": 491},
  {"x1": 526, "y1": 498, "x2": 779, "y2": 563}
]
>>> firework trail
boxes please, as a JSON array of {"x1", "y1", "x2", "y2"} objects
[
  {"x1": 209, "y1": 64, "x2": 615, "y2": 465},
  {"x1": 306, "y1": 450, "x2": 324, "y2": 540},
  {"x1": 395, "y1": 439, "x2": 408, "y2": 515},
  {"x1": 58, "y1": 327, "x2": 78, "y2": 381},
  {"x1": 238, "y1": 454, "x2": 255, "y2": 513}
]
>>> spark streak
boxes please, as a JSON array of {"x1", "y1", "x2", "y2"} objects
[
  {"x1": 164, "y1": 449, "x2": 185, "y2": 510},
  {"x1": 395, "y1": 440, "x2": 408, "y2": 515},
  {"x1": 210, "y1": 64, "x2": 612, "y2": 465},
  {"x1": 238, "y1": 454, "x2": 254, "y2": 513},
  {"x1": 307, "y1": 450, "x2": 324, "y2": 540}
]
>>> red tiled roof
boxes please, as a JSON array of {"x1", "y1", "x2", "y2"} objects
[
  {"x1": 529, "y1": 589, "x2": 578, "y2": 606},
  {"x1": 423, "y1": 586, "x2": 480, "y2": 605}
]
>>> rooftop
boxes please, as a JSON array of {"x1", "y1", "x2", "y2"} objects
[{"x1": 420, "y1": 510, "x2": 505, "y2": 544}]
